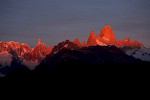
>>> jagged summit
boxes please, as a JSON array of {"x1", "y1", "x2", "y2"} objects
[
  {"x1": 100, "y1": 25, "x2": 116, "y2": 44},
  {"x1": 37, "y1": 38, "x2": 42, "y2": 46},
  {"x1": 0, "y1": 39, "x2": 52, "y2": 63},
  {"x1": 52, "y1": 40, "x2": 78, "y2": 55},
  {"x1": 74, "y1": 38, "x2": 87, "y2": 47},
  {"x1": 0, "y1": 25, "x2": 145, "y2": 69},
  {"x1": 87, "y1": 31, "x2": 98, "y2": 46},
  {"x1": 87, "y1": 25, "x2": 144, "y2": 48},
  {"x1": 74, "y1": 38, "x2": 81, "y2": 47},
  {"x1": 0, "y1": 25, "x2": 147, "y2": 78}
]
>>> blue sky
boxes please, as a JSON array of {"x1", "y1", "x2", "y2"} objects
[{"x1": 0, "y1": 0, "x2": 150, "y2": 47}]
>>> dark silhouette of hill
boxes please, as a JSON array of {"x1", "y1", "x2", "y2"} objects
[{"x1": 32, "y1": 41, "x2": 149, "y2": 80}]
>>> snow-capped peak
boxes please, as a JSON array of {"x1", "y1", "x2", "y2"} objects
[
  {"x1": 87, "y1": 25, "x2": 144, "y2": 48},
  {"x1": 0, "y1": 39, "x2": 52, "y2": 70}
]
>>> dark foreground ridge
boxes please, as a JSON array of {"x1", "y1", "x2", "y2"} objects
[{"x1": 2, "y1": 42, "x2": 150, "y2": 81}]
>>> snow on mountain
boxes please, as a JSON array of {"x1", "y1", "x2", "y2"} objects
[
  {"x1": 87, "y1": 25, "x2": 144, "y2": 48},
  {"x1": 52, "y1": 40, "x2": 78, "y2": 55},
  {"x1": 23, "y1": 59, "x2": 39, "y2": 70},
  {"x1": 64, "y1": 44, "x2": 68, "y2": 48},
  {"x1": 126, "y1": 48, "x2": 150, "y2": 62},
  {"x1": 102, "y1": 37, "x2": 110, "y2": 42},
  {"x1": 0, "y1": 39, "x2": 52, "y2": 62},
  {"x1": 0, "y1": 51, "x2": 12, "y2": 67},
  {"x1": 0, "y1": 25, "x2": 146, "y2": 73},
  {"x1": 96, "y1": 39, "x2": 107, "y2": 46},
  {"x1": 0, "y1": 49, "x2": 25, "y2": 77},
  {"x1": 36, "y1": 45, "x2": 142, "y2": 74},
  {"x1": 0, "y1": 39, "x2": 52, "y2": 70},
  {"x1": 100, "y1": 25, "x2": 116, "y2": 44}
]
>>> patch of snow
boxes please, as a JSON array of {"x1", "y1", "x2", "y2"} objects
[
  {"x1": 23, "y1": 60, "x2": 39, "y2": 70},
  {"x1": 126, "y1": 49, "x2": 137, "y2": 55},
  {"x1": 103, "y1": 37, "x2": 110, "y2": 41},
  {"x1": 60, "y1": 43, "x2": 68, "y2": 50},
  {"x1": 0, "y1": 52, "x2": 12, "y2": 67},
  {"x1": 23, "y1": 48, "x2": 27, "y2": 53},
  {"x1": 126, "y1": 48, "x2": 150, "y2": 62},
  {"x1": 53, "y1": 50, "x2": 58, "y2": 54},
  {"x1": 96, "y1": 39, "x2": 107, "y2": 46},
  {"x1": 64, "y1": 44, "x2": 68, "y2": 48},
  {"x1": 39, "y1": 52, "x2": 44, "y2": 58}
]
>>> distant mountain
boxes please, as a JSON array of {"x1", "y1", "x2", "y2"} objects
[
  {"x1": 0, "y1": 25, "x2": 144, "y2": 69},
  {"x1": 0, "y1": 39, "x2": 52, "y2": 62},
  {"x1": 87, "y1": 31, "x2": 107, "y2": 46},
  {"x1": 74, "y1": 38, "x2": 87, "y2": 47},
  {"x1": 0, "y1": 25, "x2": 148, "y2": 79},
  {"x1": 51, "y1": 40, "x2": 79, "y2": 55},
  {"x1": 0, "y1": 49, "x2": 29, "y2": 77},
  {"x1": 0, "y1": 39, "x2": 52, "y2": 70},
  {"x1": 86, "y1": 25, "x2": 144, "y2": 48}
]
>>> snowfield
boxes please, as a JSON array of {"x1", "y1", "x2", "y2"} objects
[{"x1": 126, "y1": 48, "x2": 150, "y2": 62}]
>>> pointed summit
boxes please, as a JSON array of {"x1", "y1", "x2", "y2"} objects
[
  {"x1": 74, "y1": 38, "x2": 82, "y2": 47},
  {"x1": 52, "y1": 40, "x2": 78, "y2": 54},
  {"x1": 37, "y1": 39, "x2": 42, "y2": 46},
  {"x1": 81, "y1": 41, "x2": 87, "y2": 47},
  {"x1": 33, "y1": 39, "x2": 52, "y2": 62},
  {"x1": 87, "y1": 31, "x2": 98, "y2": 46},
  {"x1": 90, "y1": 31, "x2": 97, "y2": 39},
  {"x1": 100, "y1": 25, "x2": 116, "y2": 44}
]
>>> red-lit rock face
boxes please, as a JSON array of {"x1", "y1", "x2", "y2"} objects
[
  {"x1": 81, "y1": 41, "x2": 87, "y2": 47},
  {"x1": 0, "y1": 25, "x2": 144, "y2": 63},
  {"x1": 74, "y1": 38, "x2": 82, "y2": 47},
  {"x1": 32, "y1": 39, "x2": 52, "y2": 62},
  {"x1": 100, "y1": 25, "x2": 116, "y2": 44},
  {"x1": 87, "y1": 31, "x2": 99, "y2": 46},
  {"x1": 116, "y1": 38, "x2": 144, "y2": 48},
  {"x1": 74, "y1": 38, "x2": 87, "y2": 47},
  {"x1": 0, "y1": 39, "x2": 52, "y2": 62},
  {"x1": 86, "y1": 25, "x2": 144, "y2": 48}
]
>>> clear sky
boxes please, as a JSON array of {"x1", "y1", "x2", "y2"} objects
[{"x1": 0, "y1": 0, "x2": 150, "y2": 47}]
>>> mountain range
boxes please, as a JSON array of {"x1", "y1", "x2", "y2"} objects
[
  {"x1": 0, "y1": 25, "x2": 150, "y2": 78},
  {"x1": 75, "y1": 25, "x2": 144, "y2": 48}
]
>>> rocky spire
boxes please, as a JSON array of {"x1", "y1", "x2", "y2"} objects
[
  {"x1": 37, "y1": 38, "x2": 42, "y2": 46},
  {"x1": 100, "y1": 25, "x2": 116, "y2": 43},
  {"x1": 74, "y1": 38, "x2": 81, "y2": 47},
  {"x1": 87, "y1": 31, "x2": 98, "y2": 46}
]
